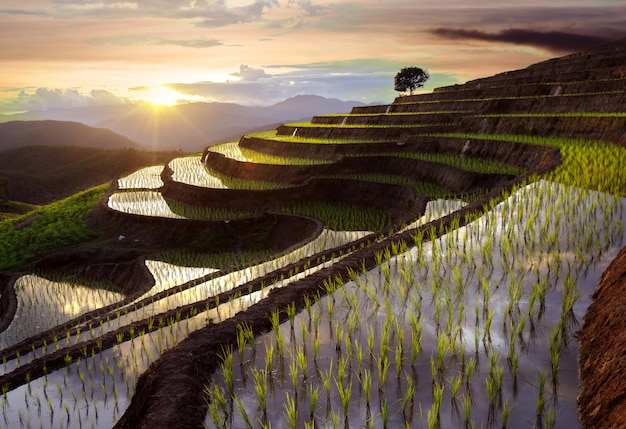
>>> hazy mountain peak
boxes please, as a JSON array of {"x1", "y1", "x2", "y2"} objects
[{"x1": 0, "y1": 95, "x2": 365, "y2": 152}]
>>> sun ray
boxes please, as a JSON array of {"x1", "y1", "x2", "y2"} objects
[{"x1": 131, "y1": 84, "x2": 207, "y2": 108}]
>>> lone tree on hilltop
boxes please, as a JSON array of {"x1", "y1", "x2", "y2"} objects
[{"x1": 394, "y1": 67, "x2": 430, "y2": 95}]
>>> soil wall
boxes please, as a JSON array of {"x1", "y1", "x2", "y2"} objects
[
  {"x1": 0, "y1": 274, "x2": 18, "y2": 334},
  {"x1": 204, "y1": 151, "x2": 509, "y2": 195},
  {"x1": 578, "y1": 245, "x2": 626, "y2": 429}
]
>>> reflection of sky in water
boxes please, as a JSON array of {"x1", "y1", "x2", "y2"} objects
[
  {"x1": 6, "y1": 177, "x2": 621, "y2": 428},
  {"x1": 117, "y1": 165, "x2": 164, "y2": 189},
  {"x1": 0, "y1": 225, "x2": 364, "y2": 427},
  {"x1": 209, "y1": 141, "x2": 330, "y2": 165},
  {"x1": 0, "y1": 289, "x2": 273, "y2": 429},
  {"x1": 0, "y1": 275, "x2": 123, "y2": 351},
  {"x1": 402, "y1": 198, "x2": 467, "y2": 231},
  {"x1": 107, "y1": 191, "x2": 185, "y2": 218},
  {"x1": 0, "y1": 227, "x2": 365, "y2": 380},
  {"x1": 169, "y1": 156, "x2": 227, "y2": 188},
  {"x1": 143, "y1": 260, "x2": 218, "y2": 295},
  {"x1": 205, "y1": 181, "x2": 626, "y2": 429},
  {"x1": 209, "y1": 142, "x2": 248, "y2": 161}
]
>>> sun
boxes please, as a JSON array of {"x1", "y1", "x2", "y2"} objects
[{"x1": 138, "y1": 85, "x2": 187, "y2": 107}]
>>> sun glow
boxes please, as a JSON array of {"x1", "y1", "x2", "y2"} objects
[{"x1": 135, "y1": 85, "x2": 191, "y2": 107}]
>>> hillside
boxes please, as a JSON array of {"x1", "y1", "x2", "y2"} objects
[
  {"x1": 0, "y1": 120, "x2": 139, "y2": 150},
  {"x1": 0, "y1": 145, "x2": 180, "y2": 205},
  {"x1": 0, "y1": 121, "x2": 179, "y2": 208},
  {"x1": 0, "y1": 38, "x2": 624, "y2": 429}
]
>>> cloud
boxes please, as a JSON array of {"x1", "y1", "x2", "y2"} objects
[
  {"x1": 286, "y1": 0, "x2": 327, "y2": 17},
  {"x1": 0, "y1": 87, "x2": 128, "y2": 113},
  {"x1": 194, "y1": 0, "x2": 278, "y2": 28},
  {"x1": 46, "y1": 0, "x2": 279, "y2": 27},
  {"x1": 165, "y1": 61, "x2": 460, "y2": 106},
  {"x1": 0, "y1": 8, "x2": 49, "y2": 16},
  {"x1": 429, "y1": 28, "x2": 625, "y2": 53},
  {"x1": 230, "y1": 65, "x2": 271, "y2": 81},
  {"x1": 86, "y1": 35, "x2": 223, "y2": 48}
]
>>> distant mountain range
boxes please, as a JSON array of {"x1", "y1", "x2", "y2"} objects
[{"x1": 0, "y1": 95, "x2": 365, "y2": 152}]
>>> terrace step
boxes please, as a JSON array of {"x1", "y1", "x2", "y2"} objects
[
  {"x1": 239, "y1": 134, "x2": 552, "y2": 171},
  {"x1": 412, "y1": 76, "x2": 626, "y2": 101},
  {"x1": 460, "y1": 114, "x2": 626, "y2": 142},
  {"x1": 353, "y1": 92, "x2": 625, "y2": 115},
  {"x1": 203, "y1": 150, "x2": 510, "y2": 195},
  {"x1": 162, "y1": 173, "x2": 422, "y2": 225},
  {"x1": 310, "y1": 112, "x2": 460, "y2": 126},
  {"x1": 435, "y1": 65, "x2": 626, "y2": 94},
  {"x1": 275, "y1": 123, "x2": 458, "y2": 140}
]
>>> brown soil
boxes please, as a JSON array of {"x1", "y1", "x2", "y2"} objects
[
  {"x1": 0, "y1": 274, "x2": 19, "y2": 333},
  {"x1": 578, "y1": 245, "x2": 626, "y2": 429}
]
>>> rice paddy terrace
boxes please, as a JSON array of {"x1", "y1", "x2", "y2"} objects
[{"x1": 0, "y1": 39, "x2": 625, "y2": 429}]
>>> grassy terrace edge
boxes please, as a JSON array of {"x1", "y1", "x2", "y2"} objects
[{"x1": 0, "y1": 185, "x2": 107, "y2": 273}]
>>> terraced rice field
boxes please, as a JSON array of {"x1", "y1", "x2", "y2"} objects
[{"x1": 0, "y1": 39, "x2": 625, "y2": 429}]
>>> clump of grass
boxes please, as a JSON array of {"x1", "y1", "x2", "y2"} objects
[
  {"x1": 0, "y1": 185, "x2": 106, "y2": 271},
  {"x1": 276, "y1": 201, "x2": 393, "y2": 231}
]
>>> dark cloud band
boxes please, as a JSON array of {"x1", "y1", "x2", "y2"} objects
[{"x1": 429, "y1": 28, "x2": 624, "y2": 53}]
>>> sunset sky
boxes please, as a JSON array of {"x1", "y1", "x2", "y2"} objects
[{"x1": 1, "y1": 1, "x2": 625, "y2": 114}]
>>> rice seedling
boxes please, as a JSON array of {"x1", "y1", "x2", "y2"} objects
[
  {"x1": 544, "y1": 404, "x2": 559, "y2": 429},
  {"x1": 376, "y1": 354, "x2": 391, "y2": 392},
  {"x1": 251, "y1": 368, "x2": 268, "y2": 417},
  {"x1": 335, "y1": 377, "x2": 352, "y2": 420},
  {"x1": 533, "y1": 372, "x2": 547, "y2": 418},
  {"x1": 165, "y1": 198, "x2": 263, "y2": 221},
  {"x1": 380, "y1": 397, "x2": 389, "y2": 429},
  {"x1": 458, "y1": 396, "x2": 474, "y2": 428},
  {"x1": 320, "y1": 360, "x2": 333, "y2": 405},
  {"x1": 336, "y1": 354, "x2": 348, "y2": 383},
  {"x1": 323, "y1": 173, "x2": 452, "y2": 198},
  {"x1": 212, "y1": 142, "x2": 333, "y2": 165},
  {"x1": 283, "y1": 392, "x2": 298, "y2": 429},
  {"x1": 288, "y1": 356, "x2": 299, "y2": 397},
  {"x1": 549, "y1": 327, "x2": 562, "y2": 385},
  {"x1": 204, "y1": 383, "x2": 229, "y2": 426},
  {"x1": 277, "y1": 201, "x2": 393, "y2": 232},
  {"x1": 501, "y1": 398, "x2": 511, "y2": 428},
  {"x1": 203, "y1": 165, "x2": 294, "y2": 190},
  {"x1": 401, "y1": 374, "x2": 415, "y2": 417},
  {"x1": 350, "y1": 151, "x2": 525, "y2": 176},
  {"x1": 429, "y1": 383, "x2": 445, "y2": 428},
  {"x1": 359, "y1": 367, "x2": 373, "y2": 409},
  {"x1": 428, "y1": 133, "x2": 626, "y2": 195},
  {"x1": 308, "y1": 383, "x2": 320, "y2": 420},
  {"x1": 449, "y1": 372, "x2": 463, "y2": 400},
  {"x1": 246, "y1": 129, "x2": 396, "y2": 145}
]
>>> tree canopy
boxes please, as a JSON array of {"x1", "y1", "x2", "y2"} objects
[{"x1": 394, "y1": 67, "x2": 430, "y2": 95}]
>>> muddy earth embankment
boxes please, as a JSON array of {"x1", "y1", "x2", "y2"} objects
[{"x1": 578, "y1": 245, "x2": 626, "y2": 429}]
